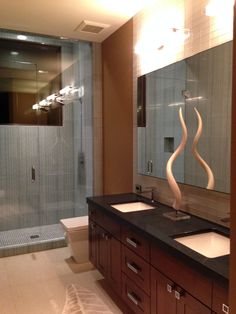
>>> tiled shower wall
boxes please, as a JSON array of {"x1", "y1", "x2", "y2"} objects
[
  {"x1": 133, "y1": 0, "x2": 233, "y2": 225},
  {"x1": 0, "y1": 32, "x2": 93, "y2": 231}
]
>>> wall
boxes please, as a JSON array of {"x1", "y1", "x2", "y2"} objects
[
  {"x1": 230, "y1": 3, "x2": 236, "y2": 311},
  {"x1": 133, "y1": 0, "x2": 233, "y2": 226},
  {"x1": 102, "y1": 20, "x2": 133, "y2": 194}
]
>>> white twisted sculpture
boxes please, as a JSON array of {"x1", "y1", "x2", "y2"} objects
[
  {"x1": 166, "y1": 107, "x2": 187, "y2": 210},
  {"x1": 192, "y1": 107, "x2": 215, "y2": 190}
]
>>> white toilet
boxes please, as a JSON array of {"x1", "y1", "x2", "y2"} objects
[{"x1": 60, "y1": 216, "x2": 89, "y2": 263}]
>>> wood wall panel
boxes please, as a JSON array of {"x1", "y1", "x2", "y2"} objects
[
  {"x1": 229, "y1": 3, "x2": 236, "y2": 312},
  {"x1": 102, "y1": 20, "x2": 133, "y2": 194}
]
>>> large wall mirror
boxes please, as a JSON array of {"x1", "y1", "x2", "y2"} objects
[
  {"x1": 0, "y1": 36, "x2": 63, "y2": 125},
  {"x1": 137, "y1": 41, "x2": 232, "y2": 194}
]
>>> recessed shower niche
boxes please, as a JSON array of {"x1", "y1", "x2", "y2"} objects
[{"x1": 0, "y1": 30, "x2": 93, "y2": 256}]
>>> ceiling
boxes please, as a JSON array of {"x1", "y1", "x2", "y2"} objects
[{"x1": 0, "y1": 0, "x2": 152, "y2": 43}]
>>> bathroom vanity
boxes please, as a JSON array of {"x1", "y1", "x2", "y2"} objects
[{"x1": 87, "y1": 193, "x2": 229, "y2": 314}]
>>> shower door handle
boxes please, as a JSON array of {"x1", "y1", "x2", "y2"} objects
[{"x1": 31, "y1": 166, "x2": 36, "y2": 182}]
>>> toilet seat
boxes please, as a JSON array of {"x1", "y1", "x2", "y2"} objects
[{"x1": 60, "y1": 216, "x2": 88, "y2": 232}]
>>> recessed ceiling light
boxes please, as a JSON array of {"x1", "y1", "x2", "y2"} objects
[
  {"x1": 17, "y1": 35, "x2": 27, "y2": 40},
  {"x1": 10, "y1": 51, "x2": 19, "y2": 55}
]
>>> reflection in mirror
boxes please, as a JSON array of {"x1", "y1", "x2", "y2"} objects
[
  {"x1": 137, "y1": 41, "x2": 232, "y2": 193},
  {"x1": 0, "y1": 38, "x2": 62, "y2": 125}
]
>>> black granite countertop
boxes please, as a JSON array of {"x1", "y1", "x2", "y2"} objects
[{"x1": 87, "y1": 193, "x2": 229, "y2": 284}]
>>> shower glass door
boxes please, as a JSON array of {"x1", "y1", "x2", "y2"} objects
[{"x1": 0, "y1": 31, "x2": 93, "y2": 255}]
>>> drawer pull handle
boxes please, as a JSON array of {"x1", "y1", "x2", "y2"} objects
[
  {"x1": 127, "y1": 292, "x2": 139, "y2": 306},
  {"x1": 167, "y1": 284, "x2": 174, "y2": 293},
  {"x1": 127, "y1": 262, "x2": 139, "y2": 274},
  {"x1": 175, "y1": 290, "x2": 184, "y2": 300},
  {"x1": 222, "y1": 304, "x2": 229, "y2": 314},
  {"x1": 126, "y1": 237, "x2": 138, "y2": 248}
]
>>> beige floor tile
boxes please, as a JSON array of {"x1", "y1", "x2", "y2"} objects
[
  {"x1": 0, "y1": 285, "x2": 17, "y2": 314},
  {"x1": 5, "y1": 252, "x2": 56, "y2": 286},
  {"x1": 0, "y1": 258, "x2": 10, "y2": 290},
  {"x1": 0, "y1": 247, "x2": 123, "y2": 314},
  {"x1": 12, "y1": 282, "x2": 57, "y2": 314}
]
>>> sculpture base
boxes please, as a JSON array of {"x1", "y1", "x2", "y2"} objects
[{"x1": 163, "y1": 211, "x2": 191, "y2": 221}]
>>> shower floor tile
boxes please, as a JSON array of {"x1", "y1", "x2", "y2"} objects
[{"x1": 0, "y1": 224, "x2": 65, "y2": 249}]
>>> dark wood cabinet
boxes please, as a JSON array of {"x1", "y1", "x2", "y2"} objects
[
  {"x1": 177, "y1": 293, "x2": 211, "y2": 314},
  {"x1": 122, "y1": 226, "x2": 150, "y2": 262},
  {"x1": 151, "y1": 244, "x2": 212, "y2": 308},
  {"x1": 122, "y1": 245, "x2": 150, "y2": 293},
  {"x1": 212, "y1": 281, "x2": 229, "y2": 314},
  {"x1": 97, "y1": 225, "x2": 109, "y2": 277},
  {"x1": 122, "y1": 273, "x2": 150, "y2": 314},
  {"x1": 87, "y1": 202, "x2": 228, "y2": 314},
  {"x1": 89, "y1": 209, "x2": 122, "y2": 294},
  {"x1": 151, "y1": 267, "x2": 176, "y2": 314},
  {"x1": 88, "y1": 219, "x2": 97, "y2": 267},
  {"x1": 108, "y1": 235, "x2": 122, "y2": 293},
  {"x1": 151, "y1": 267, "x2": 211, "y2": 314}
]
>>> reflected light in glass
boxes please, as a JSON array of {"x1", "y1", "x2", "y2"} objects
[
  {"x1": 17, "y1": 35, "x2": 27, "y2": 40},
  {"x1": 32, "y1": 104, "x2": 40, "y2": 110}
]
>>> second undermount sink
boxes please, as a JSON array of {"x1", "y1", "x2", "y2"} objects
[
  {"x1": 110, "y1": 201, "x2": 155, "y2": 213},
  {"x1": 174, "y1": 231, "x2": 230, "y2": 258}
]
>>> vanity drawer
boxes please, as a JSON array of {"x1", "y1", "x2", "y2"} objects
[
  {"x1": 122, "y1": 227, "x2": 150, "y2": 262},
  {"x1": 122, "y1": 273, "x2": 150, "y2": 314},
  {"x1": 122, "y1": 246, "x2": 150, "y2": 294},
  {"x1": 151, "y1": 244, "x2": 212, "y2": 307},
  {"x1": 212, "y1": 281, "x2": 229, "y2": 314}
]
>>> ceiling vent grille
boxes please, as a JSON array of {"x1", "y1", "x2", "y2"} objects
[{"x1": 75, "y1": 20, "x2": 110, "y2": 34}]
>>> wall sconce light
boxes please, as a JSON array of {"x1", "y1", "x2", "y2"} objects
[{"x1": 32, "y1": 85, "x2": 84, "y2": 112}]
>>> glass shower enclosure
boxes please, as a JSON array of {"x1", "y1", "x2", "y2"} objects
[{"x1": 0, "y1": 30, "x2": 93, "y2": 256}]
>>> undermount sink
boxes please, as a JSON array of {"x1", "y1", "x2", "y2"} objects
[
  {"x1": 110, "y1": 201, "x2": 155, "y2": 213},
  {"x1": 174, "y1": 231, "x2": 230, "y2": 258}
]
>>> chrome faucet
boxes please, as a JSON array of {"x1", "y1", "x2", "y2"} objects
[{"x1": 135, "y1": 184, "x2": 156, "y2": 202}]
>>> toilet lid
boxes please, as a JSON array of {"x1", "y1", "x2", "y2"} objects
[{"x1": 60, "y1": 216, "x2": 88, "y2": 232}]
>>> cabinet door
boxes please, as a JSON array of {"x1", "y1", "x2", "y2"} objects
[
  {"x1": 97, "y1": 225, "x2": 109, "y2": 277},
  {"x1": 108, "y1": 236, "x2": 121, "y2": 293},
  {"x1": 212, "y1": 281, "x2": 229, "y2": 314},
  {"x1": 88, "y1": 219, "x2": 97, "y2": 267},
  {"x1": 151, "y1": 268, "x2": 176, "y2": 314},
  {"x1": 176, "y1": 292, "x2": 211, "y2": 314}
]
